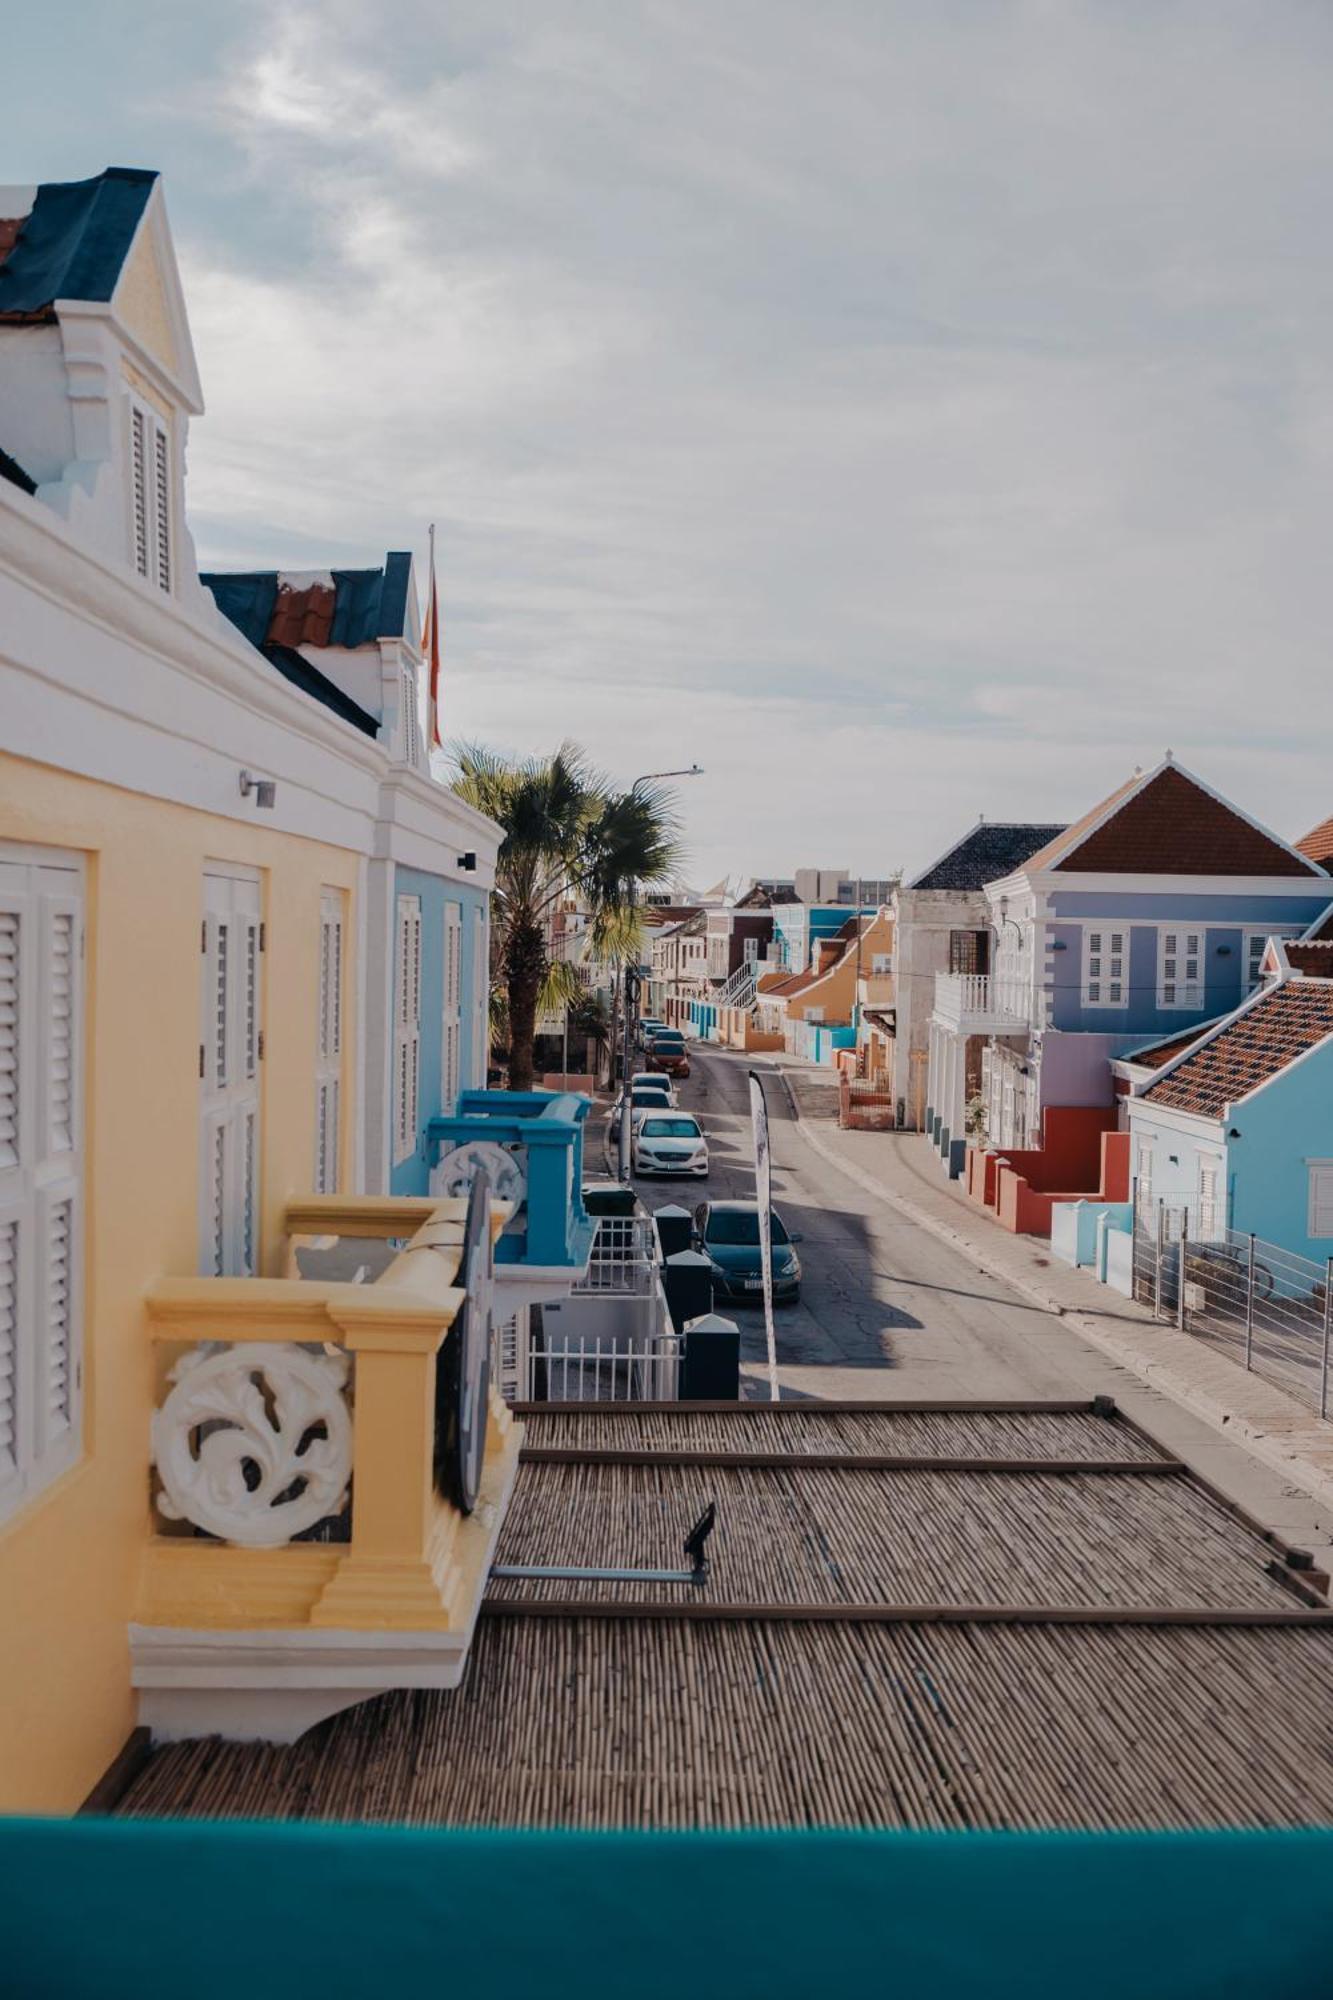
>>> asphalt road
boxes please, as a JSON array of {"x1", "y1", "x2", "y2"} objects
[{"x1": 617, "y1": 1042, "x2": 1142, "y2": 1402}]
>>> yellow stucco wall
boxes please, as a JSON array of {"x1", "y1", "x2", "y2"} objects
[{"x1": 0, "y1": 753, "x2": 360, "y2": 1813}]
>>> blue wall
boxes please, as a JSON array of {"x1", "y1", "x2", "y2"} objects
[
  {"x1": 391, "y1": 867, "x2": 490, "y2": 1196},
  {"x1": 1129, "y1": 1037, "x2": 1333, "y2": 1267},
  {"x1": 1044, "y1": 891, "x2": 1330, "y2": 1043}
]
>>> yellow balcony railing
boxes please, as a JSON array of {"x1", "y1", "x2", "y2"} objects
[{"x1": 138, "y1": 1196, "x2": 518, "y2": 1640}]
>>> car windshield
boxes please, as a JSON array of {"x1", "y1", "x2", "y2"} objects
[
  {"x1": 705, "y1": 1208, "x2": 790, "y2": 1247},
  {"x1": 641, "y1": 1118, "x2": 701, "y2": 1139}
]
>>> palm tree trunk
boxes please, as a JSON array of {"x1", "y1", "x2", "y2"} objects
[{"x1": 505, "y1": 912, "x2": 546, "y2": 1094}]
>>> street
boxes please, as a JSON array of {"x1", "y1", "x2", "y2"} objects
[{"x1": 618, "y1": 1041, "x2": 1125, "y2": 1401}]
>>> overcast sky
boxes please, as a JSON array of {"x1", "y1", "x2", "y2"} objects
[{"x1": 10, "y1": 2, "x2": 1333, "y2": 883}]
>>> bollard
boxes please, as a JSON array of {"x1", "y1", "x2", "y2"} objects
[
  {"x1": 681, "y1": 1311, "x2": 741, "y2": 1401},
  {"x1": 663, "y1": 1249, "x2": 713, "y2": 1335},
  {"x1": 653, "y1": 1203, "x2": 695, "y2": 1260}
]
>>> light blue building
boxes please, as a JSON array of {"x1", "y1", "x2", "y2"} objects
[
  {"x1": 925, "y1": 758, "x2": 1332, "y2": 1176},
  {"x1": 1126, "y1": 940, "x2": 1333, "y2": 1267}
]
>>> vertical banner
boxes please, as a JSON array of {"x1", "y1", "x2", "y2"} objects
[{"x1": 748, "y1": 1070, "x2": 781, "y2": 1403}]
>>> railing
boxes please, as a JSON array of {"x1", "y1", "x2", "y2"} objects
[
  {"x1": 719, "y1": 962, "x2": 759, "y2": 1010},
  {"x1": 573, "y1": 1214, "x2": 659, "y2": 1296},
  {"x1": 529, "y1": 1328, "x2": 682, "y2": 1402},
  {"x1": 933, "y1": 972, "x2": 1030, "y2": 1030},
  {"x1": 1132, "y1": 1199, "x2": 1333, "y2": 1419}
]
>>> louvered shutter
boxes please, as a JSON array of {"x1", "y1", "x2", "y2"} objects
[
  {"x1": 314, "y1": 891, "x2": 344, "y2": 1193},
  {"x1": 401, "y1": 666, "x2": 422, "y2": 767},
  {"x1": 393, "y1": 896, "x2": 422, "y2": 1163},
  {"x1": 153, "y1": 427, "x2": 171, "y2": 592},
  {"x1": 200, "y1": 871, "x2": 262, "y2": 1276},
  {"x1": 130, "y1": 405, "x2": 150, "y2": 579},
  {"x1": 0, "y1": 848, "x2": 84, "y2": 1524},
  {"x1": 441, "y1": 903, "x2": 462, "y2": 1114},
  {"x1": 1309, "y1": 1165, "x2": 1333, "y2": 1239}
]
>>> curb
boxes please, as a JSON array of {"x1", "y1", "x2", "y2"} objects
[{"x1": 775, "y1": 1068, "x2": 1333, "y2": 1518}]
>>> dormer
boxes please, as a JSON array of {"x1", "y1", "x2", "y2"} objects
[
  {"x1": 203, "y1": 554, "x2": 427, "y2": 764},
  {"x1": 0, "y1": 167, "x2": 206, "y2": 600}
]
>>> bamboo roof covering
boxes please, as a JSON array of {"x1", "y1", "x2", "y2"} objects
[{"x1": 116, "y1": 1400, "x2": 1333, "y2": 1831}]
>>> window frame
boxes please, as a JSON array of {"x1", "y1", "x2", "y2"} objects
[
  {"x1": 1157, "y1": 926, "x2": 1204, "y2": 1011},
  {"x1": 127, "y1": 390, "x2": 173, "y2": 595},
  {"x1": 0, "y1": 843, "x2": 86, "y2": 1528},
  {"x1": 1081, "y1": 923, "x2": 1129, "y2": 1010},
  {"x1": 314, "y1": 889, "x2": 345, "y2": 1195},
  {"x1": 1307, "y1": 1160, "x2": 1333, "y2": 1239}
]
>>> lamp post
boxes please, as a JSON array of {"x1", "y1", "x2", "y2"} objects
[{"x1": 618, "y1": 765, "x2": 704, "y2": 1182}]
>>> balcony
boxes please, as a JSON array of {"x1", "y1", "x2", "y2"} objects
[
  {"x1": 426, "y1": 1089, "x2": 596, "y2": 1309},
  {"x1": 932, "y1": 972, "x2": 1031, "y2": 1035},
  {"x1": 133, "y1": 1193, "x2": 522, "y2": 1745}
]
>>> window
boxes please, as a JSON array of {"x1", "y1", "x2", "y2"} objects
[
  {"x1": 1308, "y1": 1162, "x2": 1333, "y2": 1239},
  {"x1": 393, "y1": 894, "x2": 422, "y2": 1163},
  {"x1": 400, "y1": 665, "x2": 422, "y2": 767},
  {"x1": 129, "y1": 395, "x2": 172, "y2": 593},
  {"x1": 949, "y1": 930, "x2": 988, "y2": 976},
  {"x1": 200, "y1": 869, "x2": 263, "y2": 1276},
  {"x1": 1197, "y1": 1159, "x2": 1223, "y2": 1240},
  {"x1": 0, "y1": 846, "x2": 84, "y2": 1524},
  {"x1": 1136, "y1": 1138, "x2": 1154, "y2": 1209},
  {"x1": 314, "y1": 890, "x2": 344, "y2": 1195},
  {"x1": 743, "y1": 937, "x2": 759, "y2": 964},
  {"x1": 441, "y1": 902, "x2": 462, "y2": 1115},
  {"x1": 1083, "y1": 927, "x2": 1126, "y2": 1008},
  {"x1": 871, "y1": 952, "x2": 893, "y2": 975},
  {"x1": 473, "y1": 907, "x2": 488, "y2": 1087},
  {"x1": 1159, "y1": 930, "x2": 1202, "y2": 1010}
]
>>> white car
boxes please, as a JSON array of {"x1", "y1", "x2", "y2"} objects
[
  {"x1": 629, "y1": 1072, "x2": 676, "y2": 1107},
  {"x1": 632, "y1": 1112, "x2": 709, "y2": 1178}
]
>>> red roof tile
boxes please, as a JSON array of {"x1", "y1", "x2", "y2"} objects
[
  {"x1": 1027, "y1": 765, "x2": 1324, "y2": 878},
  {"x1": 1142, "y1": 982, "x2": 1333, "y2": 1118},
  {"x1": 1286, "y1": 942, "x2": 1333, "y2": 979},
  {"x1": 267, "y1": 581, "x2": 335, "y2": 648},
  {"x1": 1297, "y1": 817, "x2": 1333, "y2": 863}
]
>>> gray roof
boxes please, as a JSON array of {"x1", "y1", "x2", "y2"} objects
[{"x1": 910, "y1": 822, "x2": 1068, "y2": 893}]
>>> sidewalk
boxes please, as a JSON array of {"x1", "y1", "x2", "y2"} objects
[{"x1": 763, "y1": 1053, "x2": 1333, "y2": 1517}]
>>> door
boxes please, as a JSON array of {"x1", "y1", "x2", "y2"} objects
[{"x1": 200, "y1": 869, "x2": 262, "y2": 1276}]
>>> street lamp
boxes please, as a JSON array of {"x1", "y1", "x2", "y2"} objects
[{"x1": 618, "y1": 764, "x2": 704, "y2": 1181}]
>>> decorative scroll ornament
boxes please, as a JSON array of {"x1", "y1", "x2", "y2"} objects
[
  {"x1": 152, "y1": 1342, "x2": 353, "y2": 1547},
  {"x1": 431, "y1": 1138, "x2": 526, "y2": 1205}
]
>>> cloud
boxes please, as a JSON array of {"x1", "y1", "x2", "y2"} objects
[{"x1": 107, "y1": 0, "x2": 1333, "y2": 875}]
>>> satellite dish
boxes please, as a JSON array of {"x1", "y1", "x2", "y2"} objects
[{"x1": 434, "y1": 1168, "x2": 493, "y2": 1514}]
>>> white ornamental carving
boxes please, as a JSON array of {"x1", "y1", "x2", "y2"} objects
[
  {"x1": 431, "y1": 1138, "x2": 526, "y2": 1205},
  {"x1": 152, "y1": 1341, "x2": 353, "y2": 1547}
]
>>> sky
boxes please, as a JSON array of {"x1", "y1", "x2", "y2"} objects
[{"x1": 9, "y1": 1, "x2": 1333, "y2": 885}]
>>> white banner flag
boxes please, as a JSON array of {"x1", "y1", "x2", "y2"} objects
[{"x1": 748, "y1": 1069, "x2": 780, "y2": 1403}]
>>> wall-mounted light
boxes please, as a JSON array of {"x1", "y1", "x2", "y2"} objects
[
  {"x1": 1228, "y1": 1126, "x2": 1242, "y2": 1139},
  {"x1": 239, "y1": 770, "x2": 276, "y2": 809},
  {"x1": 1168, "y1": 1154, "x2": 1179, "y2": 1165},
  {"x1": 457, "y1": 851, "x2": 477, "y2": 872}
]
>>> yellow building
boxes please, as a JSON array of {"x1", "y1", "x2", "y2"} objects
[{"x1": 0, "y1": 169, "x2": 510, "y2": 1810}]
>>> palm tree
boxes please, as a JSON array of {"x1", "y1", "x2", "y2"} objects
[{"x1": 452, "y1": 742, "x2": 681, "y2": 1094}]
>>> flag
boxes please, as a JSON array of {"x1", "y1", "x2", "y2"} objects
[
  {"x1": 423, "y1": 523, "x2": 443, "y2": 749},
  {"x1": 748, "y1": 1069, "x2": 780, "y2": 1403}
]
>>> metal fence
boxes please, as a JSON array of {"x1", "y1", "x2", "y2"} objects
[
  {"x1": 572, "y1": 1215, "x2": 660, "y2": 1295},
  {"x1": 1133, "y1": 1198, "x2": 1333, "y2": 1418},
  {"x1": 528, "y1": 1329, "x2": 682, "y2": 1402}
]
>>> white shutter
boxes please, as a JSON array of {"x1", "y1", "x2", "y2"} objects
[
  {"x1": 474, "y1": 906, "x2": 488, "y2": 1088},
  {"x1": 0, "y1": 846, "x2": 84, "y2": 1524},
  {"x1": 441, "y1": 902, "x2": 462, "y2": 1114},
  {"x1": 315, "y1": 890, "x2": 344, "y2": 1193},
  {"x1": 128, "y1": 394, "x2": 172, "y2": 593},
  {"x1": 1160, "y1": 930, "x2": 1203, "y2": 1009},
  {"x1": 401, "y1": 666, "x2": 422, "y2": 767},
  {"x1": 200, "y1": 870, "x2": 262, "y2": 1276},
  {"x1": 393, "y1": 895, "x2": 422, "y2": 1163},
  {"x1": 1309, "y1": 1164, "x2": 1333, "y2": 1239},
  {"x1": 130, "y1": 405, "x2": 149, "y2": 579}
]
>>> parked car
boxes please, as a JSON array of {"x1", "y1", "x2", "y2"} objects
[
  {"x1": 636, "y1": 1017, "x2": 667, "y2": 1051},
  {"x1": 629, "y1": 1071, "x2": 676, "y2": 1106},
  {"x1": 611, "y1": 1086, "x2": 678, "y2": 1142},
  {"x1": 645, "y1": 1031, "x2": 690, "y2": 1079},
  {"x1": 633, "y1": 1112, "x2": 709, "y2": 1178},
  {"x1": 693, "y1": 1199, "x2": 802, "y2": 1304}
]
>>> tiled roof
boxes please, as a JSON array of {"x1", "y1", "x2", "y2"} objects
[
  {"x1": 1286, "y1": 942, "x2": 1333, "y2": 979},
  {"x1": 0, "y1": 167, "x2": 155, "y2": 320},
  {"x1": 1142, "y1": 981, "x2": 1333, "y2": 1118},
  {"x1": 1028, "y1": 764, "x2": 1325, "y2": 877},
  {"x1": 1118, "y1": 1019, "x2": 1222, "y2": 1069},
  {"x1": 910, "y1": 823, "x2": 1067, "y2": 892},
  {"x1": 1297, "y1": 817, "x2": 1333, "y2": 865},
  {"x1": 205, "y1": 558, "x2": 413, "y2": 648}
]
